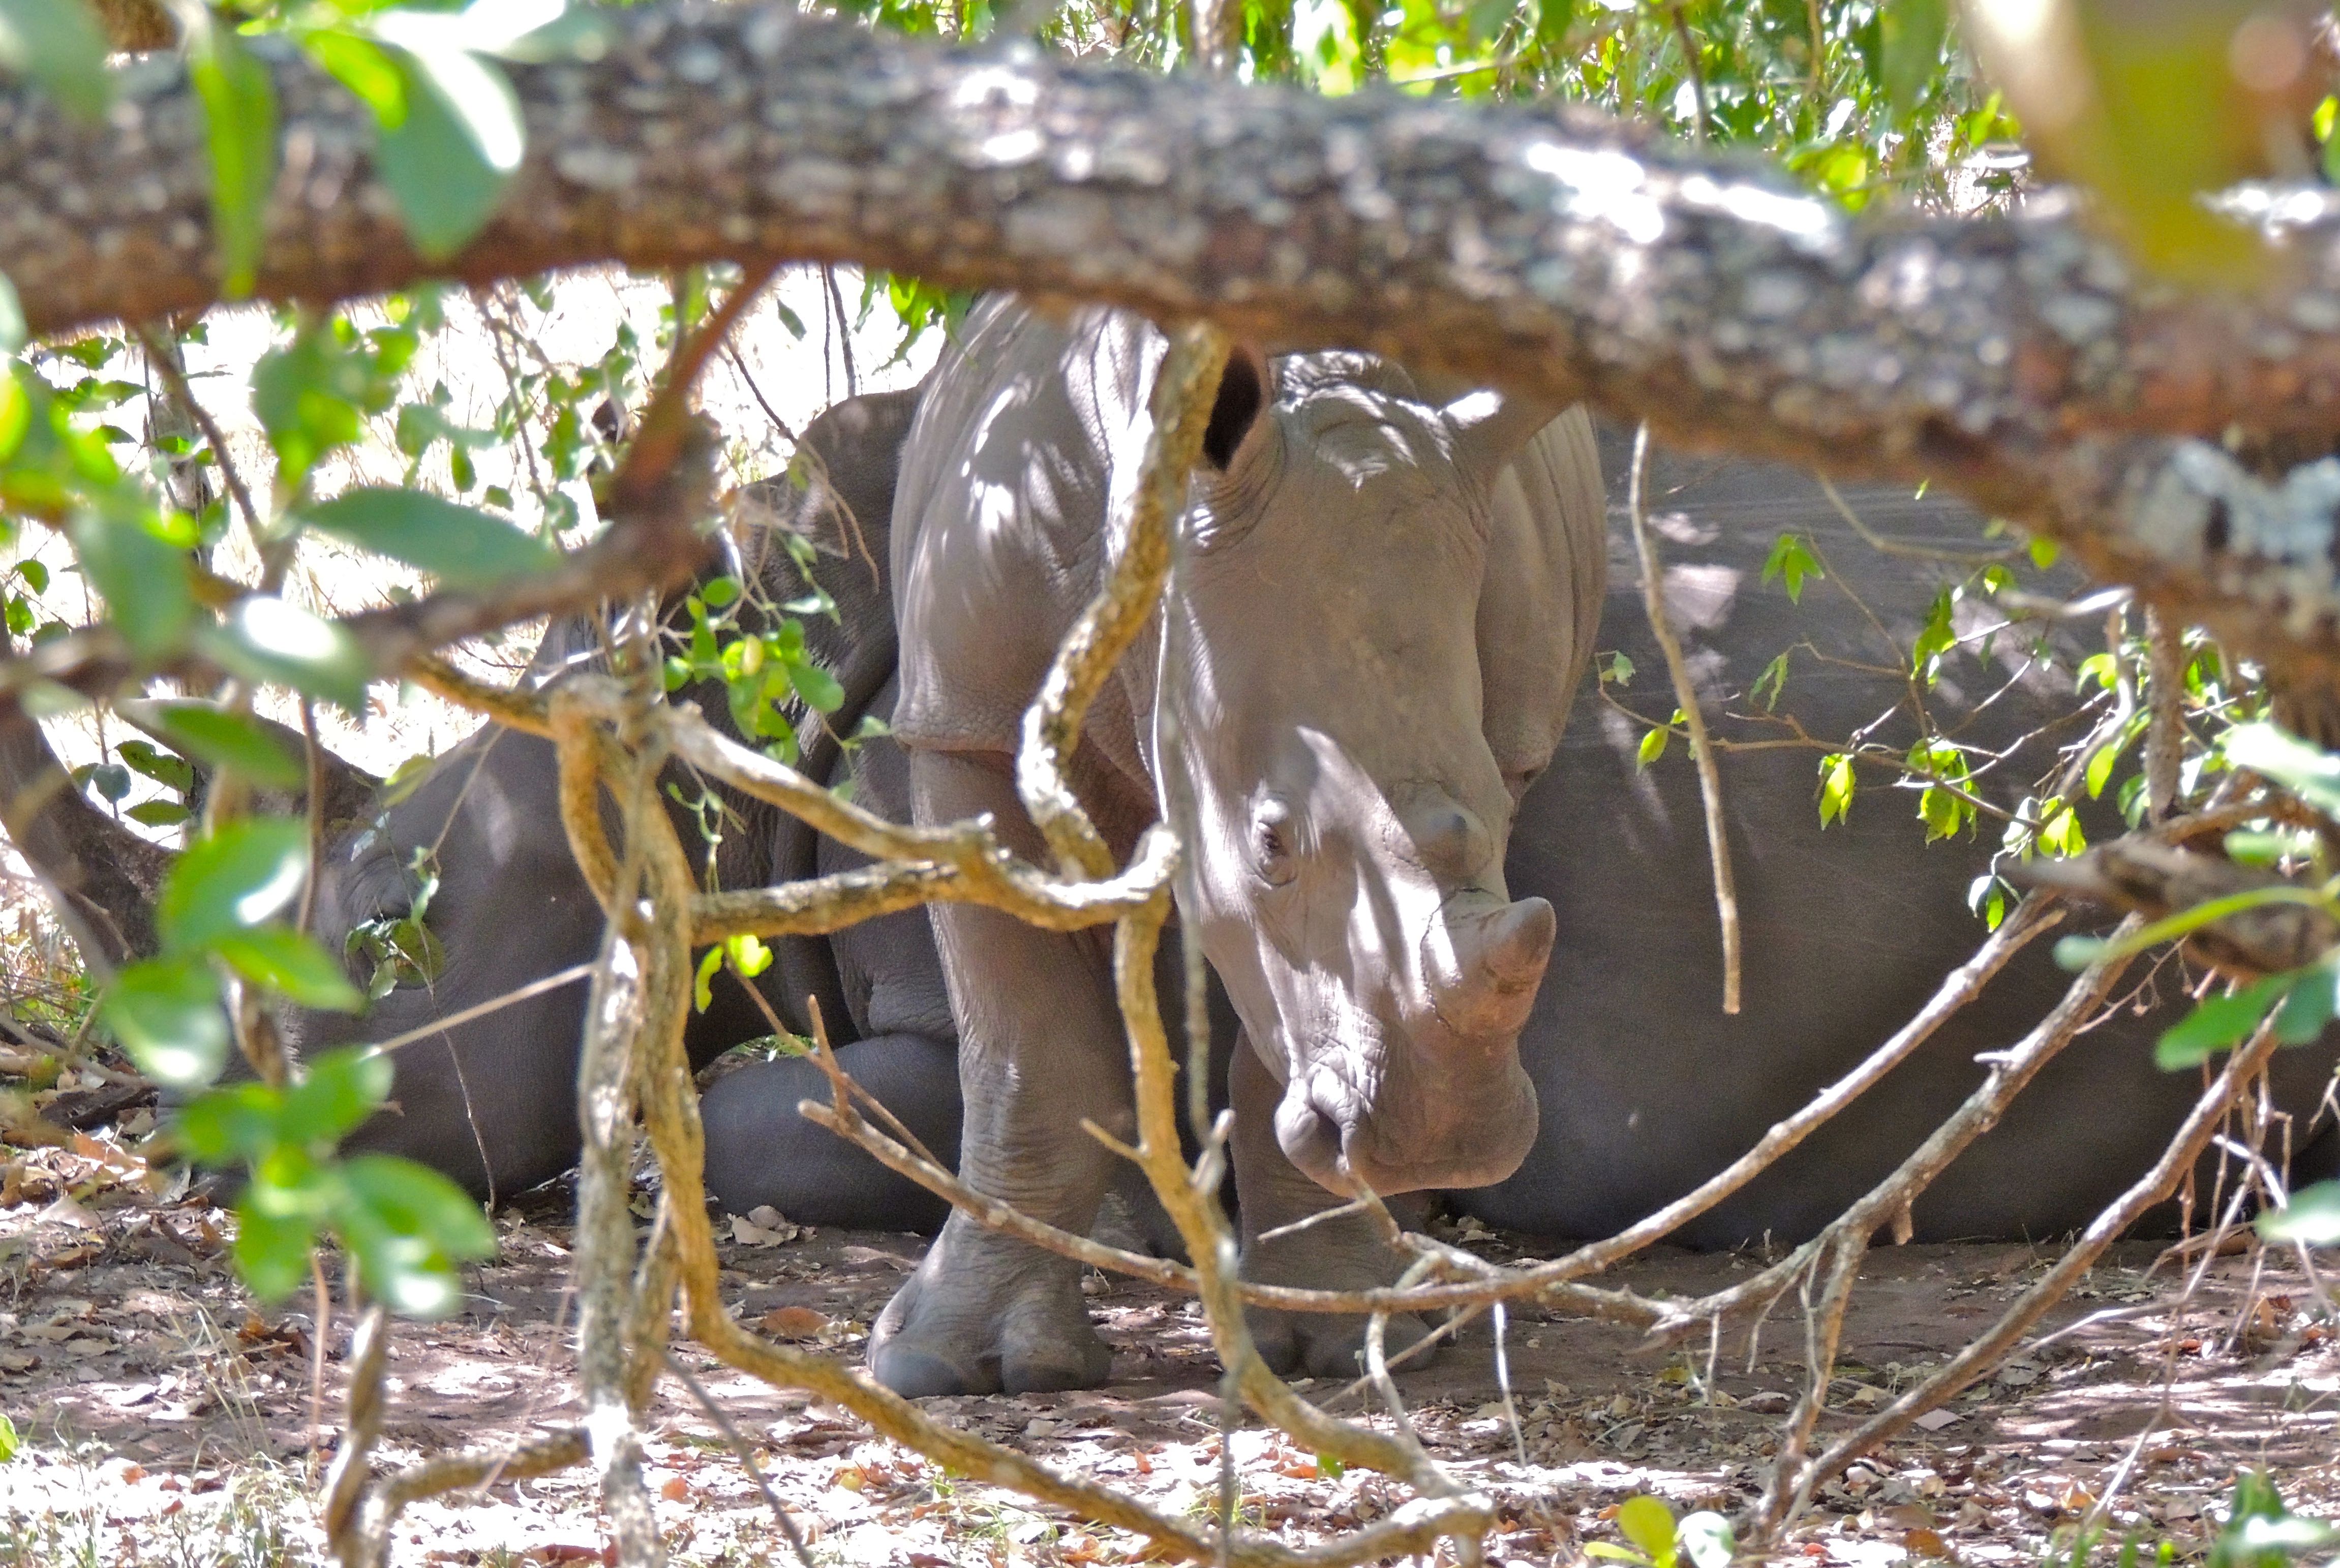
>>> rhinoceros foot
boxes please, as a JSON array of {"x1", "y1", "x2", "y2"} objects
[
  {"x1": 870, "y1": 1215, "x2": 1112, "y2": 1396},
  {"x1": 1240, "y1": 1206, "x2": 1436, "y2": 1380}
]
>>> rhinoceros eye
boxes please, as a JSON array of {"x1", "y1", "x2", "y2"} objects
[{"x1": 1253, "y1": 803, "x2": 1299, "y2": 888}]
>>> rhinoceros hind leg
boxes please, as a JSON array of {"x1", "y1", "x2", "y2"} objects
[
  {"x1": 1228, "y1": 1039, "x2": 1436, "y2": 1377},
  {"x1": 700, "y1": 1034, "x2": 963, "y2": 1231}
]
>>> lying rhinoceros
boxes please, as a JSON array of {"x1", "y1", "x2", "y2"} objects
[{"x1": 279, "y1": 386, "x2": 967, "y2": 1220}]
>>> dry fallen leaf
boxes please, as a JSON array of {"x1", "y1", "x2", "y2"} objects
[
  {"x1": 731, "y1": 1205, "x2": 801, "y2": 1247},
  {"x1": 758, "y1": 1305, "x2": 831, "y2": 1340}
]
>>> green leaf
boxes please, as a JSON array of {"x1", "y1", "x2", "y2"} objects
[
  {"x1": 157, "y1": 816, "x2": 310, "y2": 953},
  {"x1": 1617, "y1": 1496, "x2": 1678, "y2": 1565},
  {"x1": 174, "y1": 1081, "x2": 281, "y2": 1163},
  {"x1": 1532, "y1": 0, "x2": 1573, "y2": 50},
  {"x1": 1760, "y1": 533, "x2": 1822, "y2": 603},
  {"x1": 138, "y1": 702, "x2": 309, "y2": 791},
  {"x1": 102, "y1": 957, "x2": 229, "y2": 1090},
  {"x1": 726, "y1": 932, "x2": 773, "y2": 980},
  {"x1": 304, "y1": 30, "x2": 405, "y2": 122},
  {"x1": 1676, "y1": 1513, "x2": 1736, "y2": 1568},
  {"x1": 125, "y1": 800, "x2": 193, "y2": 827},
  {"x1": 369, "y1": 31, "x2": 524, "y2": 260},
  {"x1": 66, "y1": 506, "x2": 194, "y2": 659},
  {"x1": 2259, "y1": 1181, "x2": 2340, "y2": 1246},
  {"x1": 1909, "y1": 587, "x2": 1957, "y2": 681},
  {"x1": 2272, "y1": 960, "x2": 2339, "y2": 1047},
  {"x1": 187, "y1": 23, "x2": 279, "y2": 298},
  {"x1": 2155, "y1": 975, "x2": 2293, "y2": 1070},
  {"x1": 1879, "y1": 0, "x2": 1949, "y2": 117},
  {"x1": 1637, "y1": 724, "x2": 1668, "y2": 770},
  {"x1": 1750, "y1": 650, "x2": 1790, "y2": 712},
  {"x1": 213, "y1": 925, "x2": 366, "y2": 1012},
  {"x1": 0, "y1": 0, "x2": 111, "y2": 122},
  {"x1": 117, "y1": 738, "x2": 194, "y2": 793},
  {"x1": 693, "y1": 944, "x2": 723, "y2": 1013},
  {"x1": 785, "y1": 658, "x2": 845, "y2": 714},
  {"x1": 1817, "y1": 752, "x2": 1856, "y2": 828},
  {"x1": 199, "y1": 596, "x2": 373, "y2": 712},
  {"x1": 338, "y1": 1152, "x2": 495, "y2": 1318},
  {"x1": 279, "y1": 1047, "x2": 392, "y2": 1146},
  {"x1": 231, "y1": 1198, "x2": 321, "y2": 1302},
  {"x1": 2224, "y1": 724, "x2": 2340, "y2": 819},
  {"x1": 342, "y1": 1152, "x2": 494, "y2": 1259},
  {"x1": 0, "y1": 1411, "x2": 16, "y2": 1463},
  {"x1": 307, "y1": 486, "x2": 555, "y2": 586},
  {"x1": 16, "y1": 558, "x2": 46, "y2": 595}
]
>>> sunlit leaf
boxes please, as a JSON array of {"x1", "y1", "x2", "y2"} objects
[
  {"x1": 1616, "y1": 1496, "x2": 1677, "y2": 1564},
  {"x1": 1676, "y1": 1513, "x2": 1735, "y2": 1568},
  {"x1": 213, "y1": 925, "x2": 367, "y2": 1012},
  {"x1": 157, "y1": 816, "x2": 310, "y2": 953},
  {"x1": 102, "y1": 958, "x2": 230, "y2": 1090},
  {"x1": 136, "y1": 701, "x2": 310, "y2": 791},
  {"x1": 277, "y1": 1048, "x2": 393, "y2": 1148},
  {"x1": 66, "y1": 505, "x2": 194, "y2": 659},
  {"x1": 2155, "y1": 974, "x2": 2293, "y2": 1070},
  {"x1": 367, "y1": 23, "x2": 524, "y2": 260},
  {"x1": 187, "y1": 23, "x2": 279, "y2": 298},
  {"x1": 1817, "y1": 752, "x2": 1856, "y2": 827},
  {"x1": 2224, "y1": 724, "x2": 2340, "y2": 819},
  {"x1": 307, "y1": 486, "x2": 556, "y2": 586},
  {"x1": 2258, "y1": 1181, "x2": 2340, "y2": 1246},
  {"x1": 199, "y1": 596, "x2": 374, "y2": 713}
]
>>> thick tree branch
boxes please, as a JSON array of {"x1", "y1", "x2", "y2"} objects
[{"x1": 15, "y1": 5, "x2": 2340, "y2": 697}]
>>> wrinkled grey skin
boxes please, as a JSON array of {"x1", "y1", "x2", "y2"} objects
[
  {"x1": 1458, "y1": 430, "x2": 2340, "y2": 1244},
  {"x1": 869, "y1": 298, "x2": 1606, "y2": 1396},
  {"x1": 284, "y1": 390, "x2": 967, "y2": 1223}
]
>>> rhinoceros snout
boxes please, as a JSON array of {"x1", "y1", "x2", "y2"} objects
[
  {"x1": 1275, "y1": 1059, "x2": 1539, "y2": 1196},
  {"x1": 1426, "y1": 894, "x2": 1556, "y2": 1041}
]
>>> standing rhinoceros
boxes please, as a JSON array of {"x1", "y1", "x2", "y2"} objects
[{"x1": 865, "y1": 298, "x2": 1605, "y2": 1395}]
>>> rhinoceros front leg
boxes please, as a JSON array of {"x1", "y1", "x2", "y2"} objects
[
  {"x1": 1231, "y1": 1038, "x2": 1435, "y2": 1377},
  {"x1": 869, "y1": 748, "x2": 1132, "y2": 1397}
]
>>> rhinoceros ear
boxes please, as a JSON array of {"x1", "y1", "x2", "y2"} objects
[
  {"x1": 1444, "y1": 388, "x2": 1569, "y2": 479},
  {"x1": 1199, "y1": 344, "x2": 1272, "y2": 471}
]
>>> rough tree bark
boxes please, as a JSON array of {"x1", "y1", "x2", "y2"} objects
[{"x1": 11, "y1": 4, "x2": 2340, "y2": 711}]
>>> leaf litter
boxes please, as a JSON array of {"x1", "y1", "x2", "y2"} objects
[{"x1": 0, "y1": 1131, "x2": 2334, "y2": 1565}]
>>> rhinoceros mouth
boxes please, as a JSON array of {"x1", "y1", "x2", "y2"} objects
[{"x1": 1272, "y1": 1058, "x2": 1538, "y2": 1197}]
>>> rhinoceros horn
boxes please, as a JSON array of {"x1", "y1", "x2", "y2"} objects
[{"x1": 1427, "y1": 893, "x2": 1558, "y2": 1041}]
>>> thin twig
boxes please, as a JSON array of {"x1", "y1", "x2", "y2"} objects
[
  {"x1": 1629, "y1": 422, "x2": 1741, "y2": 1013},
  {"x1": 131, "y1": 321, "x2": 262, "y2": 543},
  {"x1": 662, "y1": 1349, "x2": 817, "y2": 1568},
  {"x1": 2145, "y1": 606, "x2": 2185, "y2": 820},
  {"x1": 1788, "y1": 1014, "x2": 2290, "y2": 1508}
]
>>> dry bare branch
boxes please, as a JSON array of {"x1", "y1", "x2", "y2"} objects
[{"x1": 1629, "y1": 421, "x2": 1742, "y2": 1013}]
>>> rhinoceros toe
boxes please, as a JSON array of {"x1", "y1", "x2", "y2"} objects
[
  {"x1": 869, "y1": 1216, "x2": 1113, "y2": 1396},
  {"x1": 1249, "y1": 1303, "x2": 1435, "y2": 1381}
]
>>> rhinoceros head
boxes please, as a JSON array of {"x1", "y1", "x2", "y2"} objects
[{"x1": 1157, "y1": 352, "x2": 1567, "y2": 1198}]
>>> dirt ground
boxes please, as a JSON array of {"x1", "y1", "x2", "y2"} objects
[{"x1": 1, "y1": 1131, "x2": 2335, "y2": 1567}]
